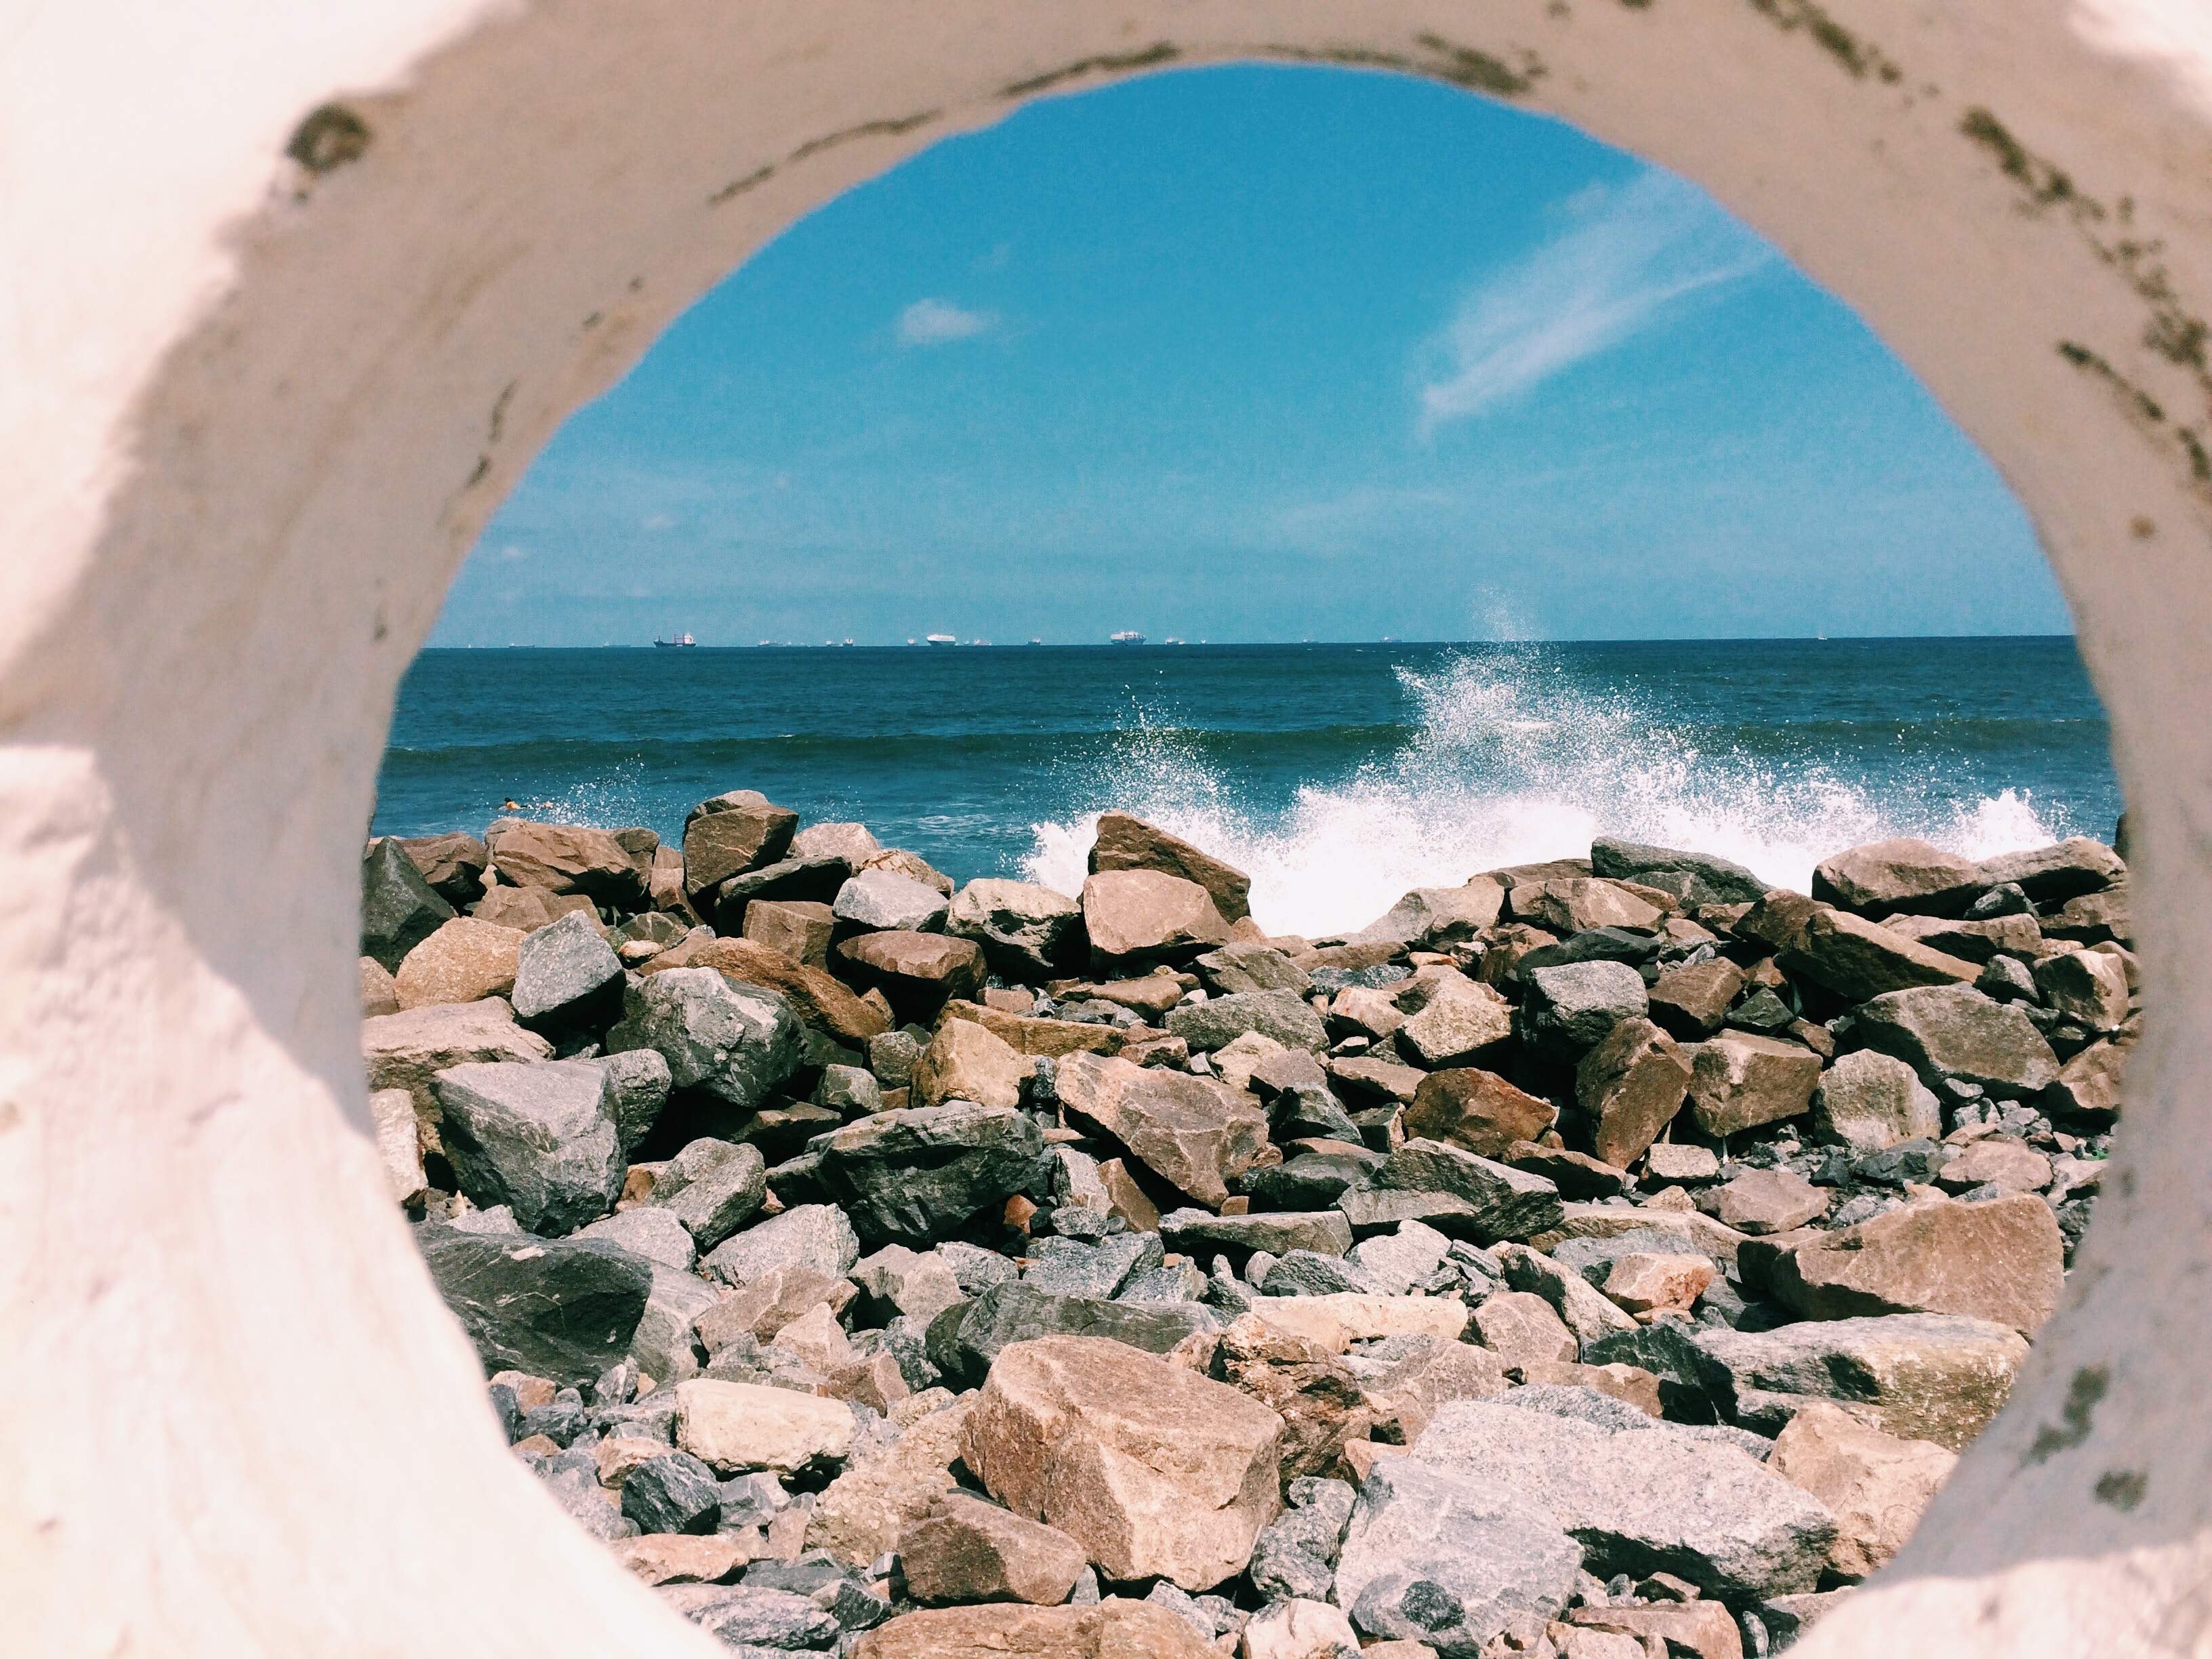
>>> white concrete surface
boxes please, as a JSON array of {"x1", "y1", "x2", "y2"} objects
[{"x1": 3, "y1": 2, "x2": 2210, "y2": 1652}]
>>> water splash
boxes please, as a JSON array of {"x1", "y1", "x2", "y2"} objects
[{"x1": 1022, "y1": 649, "x2": 2068, "y2": 938}]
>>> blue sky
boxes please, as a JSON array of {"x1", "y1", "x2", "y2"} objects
[{"x1": 434, "y1": 64, "x2": 2070, "y2": 647}]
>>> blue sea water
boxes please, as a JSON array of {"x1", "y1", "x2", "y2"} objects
[{"x1": 373, "y1": 638, "x2": 2120, "y2": 939}]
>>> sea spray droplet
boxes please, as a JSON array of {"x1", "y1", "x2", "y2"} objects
[{"x1": 1021, "y1": 649, "x2": 2068, "y2": 940}]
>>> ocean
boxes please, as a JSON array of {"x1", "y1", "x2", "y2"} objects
[{"x1": 373, "y1": 638, "x2": 2120, "y2": 939}]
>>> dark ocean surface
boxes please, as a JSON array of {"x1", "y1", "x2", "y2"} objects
[{"x1": 373, "y1": 638, "x2": 2119, "y2": 938}]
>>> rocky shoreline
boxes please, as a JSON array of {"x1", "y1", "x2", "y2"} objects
[{"x1": 361, "y1": 796, "x2": 2131, "y2": 1659}]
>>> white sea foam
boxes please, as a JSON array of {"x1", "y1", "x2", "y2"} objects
[{"x1": 1021, "y1": 653, "x2": 2068, "y2": 939}]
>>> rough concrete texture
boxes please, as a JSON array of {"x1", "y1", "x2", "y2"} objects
[{"x1": 7, "y1": 5, "x2": 2212, "y2": 1655}]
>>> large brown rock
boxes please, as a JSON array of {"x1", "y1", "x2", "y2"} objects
[
  {"x1": 1080, "y1": 869, "x2": 1232, "y2": 967},
  {"x1": 1768, "y1": 1195, "x2": 2064, "y2": 1333},
  {"x1": 960, "y1": 1336, "x2": 1284, "y2": 1591},
  {"x1": 648, "y1": 935, "x2": 890, "y2": 1046},
  {"x1": 743, "y1": 898, "x2": 836, "y2": 968},
  {"x1": 1054, "y1": 1051, "x2": 1269, "y2": 1208},
  {"x1": 1088, "y1": 810, "x2": 1252, "y2": 923},
  {"x1": 836, "y1": 930, "x2": 986, "y2": 1021},
  {"x1": 1881, "y1": 912, "x2": 2043, "y2": 966},
  {"x1": 1934, "y1": 1137, "x2": 2051, "y2": 1195},
  {"x1": 899, "y1": 1494, "x2": 1089, "y2": 1606},
  {"x1": 1393, "y1": 975, "x2": 1515, "y2": 1067},
  {"x1": 1404, "y1": 1067, "x2": 1557, "y2": 1159},
  {"x1": 1507, "y1": 878, "x2": 1667, "y2": 933},
  {"x1": 1851, "y1": 983, "x2": 2060, "y2": 1098},
  {"x1": 941, "y1": 1000, "x2": 1126, "y2": 1059},
  {"x1": 2033, "y1": 947, "x2": 2131, "y2": 1030},
  {"x1": 1778, "y1": 907, "x2": 1980, "y2": 1001},
  {"x1": 912, "y1": 1017, "x2": 1033, "y2": 1109},
  {"x1": 1693, "y1": 1313, "x2": 2028, "y2": 1450},
  {"x1": 485, "y1": 818, "x2": 643, "y2": 905},
  {"x1": 360, "y1": 956, "x2": 400, "y2": 1017},
  {"x1": 1208, "y1": 1313, "x2": 1378, "y2": 1481},
  {"x1": 1683, "y1": 1032, "x2": 1822, "y2": 1136},
  {"x1": 808, "y1": 1395, "x2": 974, "y2": 1565},
  {"x1": 2043, "y1": 1037, "x2": 2127, "y2": 1124},
  {"x1": 682, "y1": 790, "x2": 799, "y2": 897},
  {"x1": 1347, "y1": 878, "x2": 1507, "y2": 949},
  {"x1": 1575, "y1": 1018, "x2": 1692, "y2": 1168},
  {"x1": 1647, "y1": 958, "x2": 1746, "y2": 1040},
  {"x1": 396, "y1": 830, "x2": 490, "y2": 905},
  {"x1": 1812, "y1": 837, "x2": 1984, "y2": 917},
  {"x1": 471, "y1": 884, "x2": 599, "y2": 933},
  {"x1": 1468, "y1": 1290, "x2": 1578, "y2": 1367},
  {"x1": 392, "y1": 916, "x2": 524, "y2": 1010},
  {"x1": 851, "y1": 1600, "x2": 1216, "y2": 1659},
  {"x1": 1767, "y1": 1400, "x2": 1956, "y2": 1581},
  {"x1": 676, "y1": 1378, "x2": 855, "y2": 1473},
  {"x1": 1702, "y1": 1167, "x2": 1828, "y2": 1234},
  {"x1": 1978, "y1": 836, "x2": 2127, "y2": 903},
  {"x1": 1811, "y1": 1050, "x2": 1941, "y2": 1152}
]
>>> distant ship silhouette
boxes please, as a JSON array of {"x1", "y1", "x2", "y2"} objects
[
  {"x1": 654, "y1": 632, "x2": 697, "y2": 648},
  {"x1": 1109, "y1": 630, "x2": 1144, "y2": 646}
]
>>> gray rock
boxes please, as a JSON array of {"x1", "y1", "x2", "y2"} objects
[
  {"x1": 1336, "y1": 1186, "x2": 1486, "y2": 1240},
  {"x1": 1522, "y1": 961, "x2": 1651, "y2": 1062},
  {"x1": 539, "y1": 1456, "x2": 638, "y2": 1542},
  {"x1": 511, "y1": 909, "x2": 625, "y2": 1029},
  {"x1": 1692, "y1": 1313, "x2": 2030, "y2": 1450},
  {"x1": 448, "y1": 1203, "x2": 523, "y2": 1235},
  {"x1": 945, "y1": 878, "x2": 1084, "y2": 977},
  {"x1": 630, "y1": 1265, "x2": 717, "y2": 1386},
  {"x1": 432, "y1": 1059, "x2": 623, "y2": 1235},
  {"x1": 833, "y1": 868, "x2": 949, "y2": 933},
  {"x1": 647, "y1": 1138, "x2": 768, "y2": 1252},
  {"x1": 1492, "y1": 1382, "x2": 1773, "y2": 1459},
  {"x1": 1811, "y1": 1049, "x2": 1940, "y2": 1152},
  {"x1": 811, "y1": 1102, "x2": 1044, "y2": 1247},
  {"x1": 1333, "y1": 1457, "x2": 1583, "y2": 1655},
  {"x1": 1547, "y1": 1229, "x2": 1712, "y2": 1287},
  {"x1": 1977, "y1": 837, "x2": 2126, "y2": 904},
  {"x1": 1490, "y1": 1242, "x2": 1638, "y2": 1346},
  {"x1": 606, "y1": 968, "x2": 802, "y2": 1109},
  {"x1": 1376, "y1": 1140, "x2": 1564, "y2": 1244},
  {"x1": 595, "y1": 1047, "x2": 674, "y2": 1153},
  {"x1": 1591, "y1": 838, "x2": 1767, "y2": 907},
  {"x1": 361, "y1": 838, "x2": 457, "y2": 972},
  {"x1": 1851, "y1": 983, "x2": 2060, "y2": 1099},
  {"x1": 1347, "y1": 1219, "x2": 1454, "y2": 1295},
  {"x1": 1261, "y1": 1249, "x2": 1372, "y2": 1296},
  {"x1": 1410, "y1": 1399, "x2": 1835, "y2": 1601},
  {"x1": 1023, "y1": 1231, "x2": 1161, "y2": 1299},
  {"x1": 924, "y1": 1280, "x2": 1219, "y2": 1388},
  {"x1": 669, "y1": 1585, "x2": 840, "y2": 1652},
  {"x1": 1167, "y1": 989, "x2": 1330, "y2": 1053},
  {"x1": 621, "y1": 1450, "x2": 722, "y2": 1534},
  {"x1": 867, "y1": 1029, "x2": 924, "y2": 1089},
  {"x1": 1248, "y1": 1528, "x2": 1336, "y2": 1601},
  {"x1": 701, "y1": 1202, "x2": 860, "y2": 1288},
  {"x1": 577, "y1": 1206, "x2": 697, "y2": 1271},
  {"x1": 1161, "y1": 1207, "x2": 1355, "y2": 1258},
  {"x1": 937, "y1": 1239, "x2": 1019, "y2": 1296},
  {"x1": 415, "y1": 1221, "x2": 653, "y2": 1385},
  {"x1": 1246, "y1": 1150, "x2": 1376, "y2": 1212},
  {"x1": 815, "y1": 1063, "x2": 881, "y2": 1116},
  {"x1": 1195, "y1": 943, "x2": 1317, "y2": 998},
  {"x1": 1117, "y1": 1261, "x2": 1208, "y2": 1303}
]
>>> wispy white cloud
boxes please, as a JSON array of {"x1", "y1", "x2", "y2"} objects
[
  {"x1": 1418, "y1": 172, "x2": 1771, "y2": 430},
  {"x1": 898, "y1": 298, "x2": 996, "y2": 346}
]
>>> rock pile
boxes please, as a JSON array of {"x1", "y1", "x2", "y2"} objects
[{"x1": 365, "y1": 809, "x2": 2129, "y2": 1657}]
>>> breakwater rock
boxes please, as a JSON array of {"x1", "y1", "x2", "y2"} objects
[{"x1": 364, "y1": 806, "x2": 2130, "y2": 1656}]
